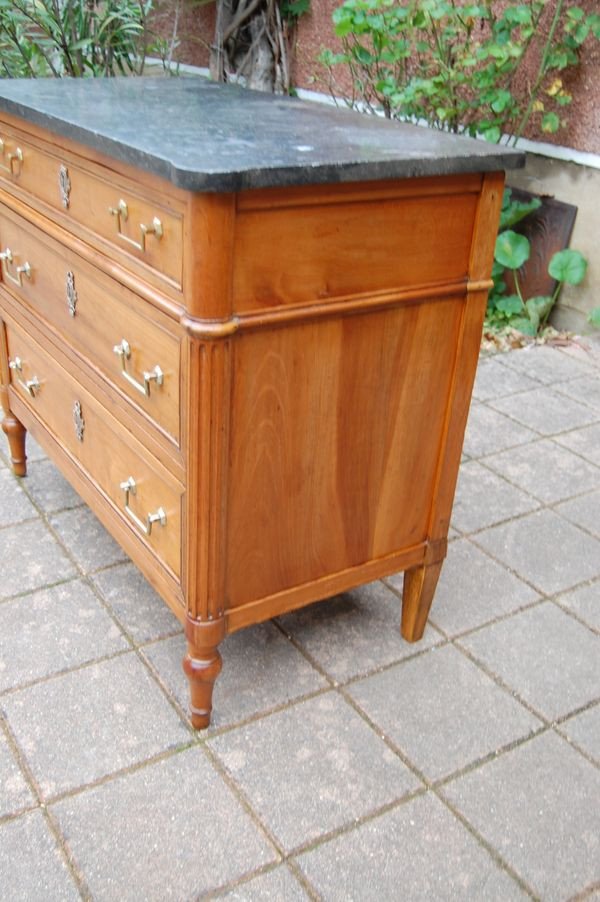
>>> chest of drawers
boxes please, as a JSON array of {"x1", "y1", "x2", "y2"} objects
[{"x1": 0, "y1": 79, "x2": 523, "y2": 727}]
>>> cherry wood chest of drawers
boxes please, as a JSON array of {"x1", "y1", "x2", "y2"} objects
[{"x1": 0, "y1": 79, "x2": 523, "y2": 727}]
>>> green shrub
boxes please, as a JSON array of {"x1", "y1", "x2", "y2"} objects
[
  {"x1": 0, "y1": 0, "x2": 153, "y2": 78},
  {"x1": 322, "y1": 0, "x2": 600, "y2": 144}
]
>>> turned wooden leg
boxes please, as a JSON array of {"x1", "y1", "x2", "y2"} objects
[
  {"x1": 183, "y1": 615, "x2": 225, "y2": 729},
  {"x1": 2, "y1": 411, "x2": 27, "y2": 477},
  {"x1": 401, "y1": 560, "x2": 443, "y2": 642}
]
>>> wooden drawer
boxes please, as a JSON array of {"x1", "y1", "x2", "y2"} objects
[
  {"x1": 0, "y1": 203, "x2": 181, "y2": 445},
  {"x1": 5, "y1": 320, "x2": 183, "y2": 578},
  {"x1": 0, "y1": 122, "x2": 183, "y2": 287}
]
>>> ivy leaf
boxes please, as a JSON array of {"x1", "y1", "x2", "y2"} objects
[
  {"x1": 588, "y1": 307, "x2": 600, "y2": 327},
  {"x1": 494, "y1": 230, "x2": 531, "y2": 269},
  {"x1": 548, "y1": 249, "x2": 588, "y2": 285}
]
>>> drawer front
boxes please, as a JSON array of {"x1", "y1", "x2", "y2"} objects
[
  {"x1": 6, "y1": 321, "x2": 183, "y2": 578},
  {"x1": 0, "y1": 123, "x2": 183, "y2": 286},
  {"x1": 0, "y1": 206, "x2": 181, "y2": 444}
]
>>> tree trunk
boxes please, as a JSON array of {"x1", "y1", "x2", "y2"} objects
[{"x1": 210, "y1": 0, "x2": 293, "y2": 94}]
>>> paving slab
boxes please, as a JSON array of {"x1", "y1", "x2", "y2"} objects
[
  {"x1": 49, "y1": 506, "x2": 127, "y2": 573},
  {"x1": 472, "y1": 356, "x2": 541, "y2": 401},
  {"x1": 555, "y1": 489, "x2": 600, "y2": 538},
  {"x1": 442, "y1": 731, "x2": 600, "y2": 901},
  {"x1": 209, "y1": 693, "x2": 420, "y2": 852},
  {"x1": 451, "y1": 460, "x2": 540, "y2": 534},
  {"x1": 348, "y1": 644, "x2": 540, "y2": 781},
  {"x1": 393, "y1": 539, "x2": 539, "y2": 637},
  {"x1": 0, "y1": 580, "x2": 127, "y2": 692},
  {"x1": 20, "y1": 459, "x2": 82, "y2": 514},
  {"x1": 557, "y1": 703, "x2": 600, "y2": 764},
  {"x1": 473, "y1": 509, "x2": 600, "y2": 595},
  {"x1": 553, "y1": 422, "x2": 600, "y2": 466},
  {"x1": 496, "y1": 345, "x2": 594, "y2": 384},
  {"x1": 0, "y1": 733, "x2": 35, "y2": 818},
  {"x1": 92, "y1": 562, "x2": 181, "y2": 643},
  {"x1": 458, "y1": 603, "x2": 600, "y2": 721},
  {"x1": 0, "y1": 520, "x2": 76, "y2": 601},
  {"x1": 51, "y1": 746, "x2": 276, "y2": 901},
  {"x1": 556, "y1": 374, "x2": 600, "y2": 411},
  {"x1": 143, "y1": 624, "x2": 327, "y2": 730},
  {"x1": 0, "y1": 810, "x2": 80, "y2": 901},
  {"x1": 482, "y1": 438, "x2": 600, "y2": 504},
  {"x1": 556, "y1": 581, "x2": 600, "y2": 631},
  {"x1": 489, "y1": 387, "x2": 599, "y2": 437},
  {"x1": 0, "y1": 468, "x2": 37, "y2": 528},
  {"x1": 2, "y1": 653, "x2": 190, "y2": 799},
  {"x1": 277, "y1": 581, "x2": 441, "y2": 682},
  {"x1": 219, "y1": 865, "x2": 310, "y2": 900},
  {"x1": 296, "y1": 791, "x2": 528, "y2": 901},
  {"x1": 462, "y1": 403, "x2": 538, "y2": 459}
]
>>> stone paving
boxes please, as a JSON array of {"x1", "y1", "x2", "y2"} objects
[{"x1": 1, "y1": 340, "x2": 599, "y2": 901}]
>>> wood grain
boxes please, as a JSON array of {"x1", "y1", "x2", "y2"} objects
[{"x1": 225, "y1": 296, "x2": 463, "y2": 609}]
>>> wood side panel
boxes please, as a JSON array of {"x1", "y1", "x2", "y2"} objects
[
  {"x1": 236, "y1": 174, "x2": 483, "y2": 210},
  {"x1": 226, "y1": 541, "x2": 427, "y2": 632},
  {"x1": 225, "y1": 297, "x2": 463, "y2": 610},
  {"x1": 427, "y1": 171, "x2": 505, "y2": 541},
  {"x1": 232, "y1": 190, "x2": 478, "y2": 311}
]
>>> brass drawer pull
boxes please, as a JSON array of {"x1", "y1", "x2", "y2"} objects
[
  {"x1": 108, "y1": 199, "x2": 163, "y2": 253},
  {"x1": 119, "y1": 476, "x2": 167, "y2": 536},
  {"x1": 0, "y1": 248, "x2": 31, "y2": 288},
  {"x1": 9, "y1": 357, "x2": 40, "y2": 397},
  {"x1": 0, "y1": 138, "x2": 23, "y2": 176},
  {"x1": 113, "y1": 338, "x2": 164, "y2": 397}
]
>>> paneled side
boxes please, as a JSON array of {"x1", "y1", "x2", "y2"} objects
[
  {"x1": 232, "y1": 177, "x2": 480, "y2": 312},
  {"x1": 225, "y1": 297, "x2": 464, "y2": 610}
]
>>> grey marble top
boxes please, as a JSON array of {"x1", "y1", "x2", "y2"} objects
[{"x1": 0, "y1": 77, "x2": 524, "y2": 192}]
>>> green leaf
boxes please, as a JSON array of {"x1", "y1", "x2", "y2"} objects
[
  {"x1": 496, "y1": 295, "x2": 524, "y2": 315},
  {"x1": 510, "y1": 317, "x2": 538, "y2": 336},
  {"x1": 494, "y1": 230, "x2": 531, "y2": 269},
  {"x1": 541, "y1": 112, "x2": 560, "y2": 133},
  {"x1": 499, "y1": 195, "x2": 541, "y2": 229},
  {"x1": 481, "y1": 125, "x2": 501, "y2": 143},
  {"x1": 588, "y1": 307, "x2": 600, "y2": 328},
  {"x1": 566, "y1": 7, "x2": 585, "y2": 21},
  {"x1": 548, "y1": 249, "x2": 588, "y2": 285},
  {"x1": 490, "y1": 89, "x2": 512, "y2": 113},
  {"x1": 525, "y1": 295, "x2": 554, "y2": 330}
]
